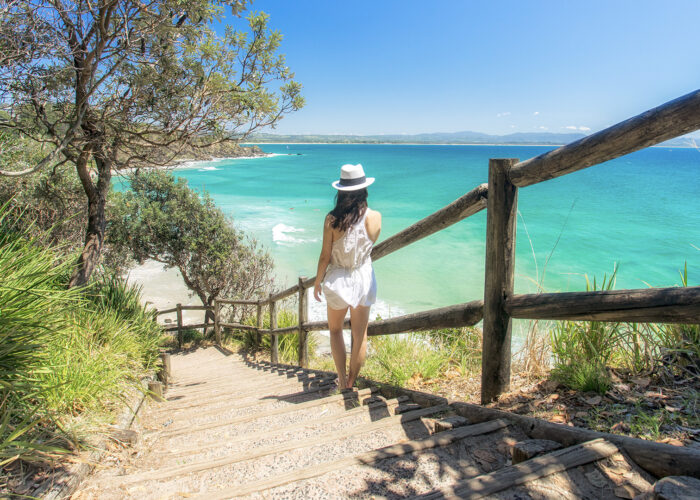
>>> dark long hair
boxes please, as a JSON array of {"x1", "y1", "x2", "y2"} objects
[{"x1": 329, "y1": 188, "x2": 368, "y2": 232}]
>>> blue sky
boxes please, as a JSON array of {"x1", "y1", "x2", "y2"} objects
[{"x1": 225, "y1": 0, "x2": 700, "y2": 137}]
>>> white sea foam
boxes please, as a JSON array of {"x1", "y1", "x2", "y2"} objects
[
  {"x1": 198, "y1": 166, "x2": 219, "y2": 171},
  {"x1": 272, "y1": 223, "x2": 317, "y2": 246}
]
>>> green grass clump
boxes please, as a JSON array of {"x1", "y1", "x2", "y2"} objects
[
  {"x1": 364, "y1": 335, "x2": 446, "y2": 387},
  {"x1": 233, "y1": 309, "x2": 318, "y2": 364},
  {"x1": 0, "y1": 204, "x2": 164, "y2": 466},
  {"x1": 550, "y1": 264, "x2": 699, "y2": 393}
]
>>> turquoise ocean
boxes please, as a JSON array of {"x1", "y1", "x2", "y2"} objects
[{"x1": 163, "y1": 144, "x2": 698, "y2": 331}]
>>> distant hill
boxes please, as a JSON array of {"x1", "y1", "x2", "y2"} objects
[
  {"x1": 248, "y1": 131, "x2": 586, "y2": 145},
  {"x1": 248, "y1": 130, "x2": 700, "y2": 148}
]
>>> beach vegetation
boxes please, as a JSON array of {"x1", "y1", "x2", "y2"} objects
[
  {"x1": 0, "y1": 0, "x2": 303, "y2": 287},
  {"x1": 231, "y1": 309, "x2": 318, "y2": 364},
  {"x1": 110, "y1": 170, "x2": 274, "y2": 328},
  {"x1": 0, "y1": 204, "x2": 163, "y2": 472}
]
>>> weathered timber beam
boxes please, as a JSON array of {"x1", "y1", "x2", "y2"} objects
[
  {"x1": 505, "y1": 286, "x2": 700, "y2": 323},
  {"x1": 371, "y1": 183, "x2": 488, "y2": 261},
  {"x1": 156, "y1": 307, "x2": 178, "y2": 315},
  {"x1": 303, "y1": 300, "x2": 483, "y2": 334},
  {"x1": 163, "y1": 322, "x2": 208, "y2": 332},
  {"x1": 217, "y1": 322, "x2": 258, "y2": 331},
  {"x1": 179, "y1": 305, "x2": 212, "y2": 311},
  {"x1": 270, "y1": 326, "x2": 299, "y2": 335},
  {"x1": 269, "y1": 284, "x2": 301, "y2": 303},
  {"x1": 452, "y1": 401, "x2": 700, "y2": 479},
  {"x1": 509, "y1": 89, "x2": 700, "y2": 187},
  {"x1": 213, "y1": 299, "x2": 259, "y2": 306}
]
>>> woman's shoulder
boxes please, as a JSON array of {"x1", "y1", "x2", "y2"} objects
[{"x1": 365, "y1": 208, "x2": 381, "y2": 222}]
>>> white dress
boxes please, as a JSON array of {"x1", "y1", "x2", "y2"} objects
[{"x1": 322, "y1": 210, "x2": 377, "y2": 310}]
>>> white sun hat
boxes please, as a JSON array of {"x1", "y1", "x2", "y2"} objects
[{"x1": 332, "y1": 164, "x2": 375, "y2": 191}]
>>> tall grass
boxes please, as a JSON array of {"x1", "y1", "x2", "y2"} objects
[
  {"x1": 0, "y1": 204, "x2": 164, "y2": 467},
  {"x1": 550, "y1": 264, "x2": 699, "y2": 393},
  {"x1": 234, "y1": 309, "x2": 318, "y2": 363}
]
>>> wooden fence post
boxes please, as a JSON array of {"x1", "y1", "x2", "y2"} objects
[
  {"x1": 481, "y1": 158, "x2": 519, "y2": 404},
  {"x1": 176, "y1": 303, "x2": 183, "y2": 349},
  {"x1": 214, "y1": 299, "x2": 221, "y2": 344},
  {"x1": 256, "y1": 301, "x2": 263, "y2": 348},
  {"x1": 269, "y1": 293, "x2": 279, "y2": 364},
  {"x1": 298, "y1": 277, "x2": 309, "y2": 368},
  {"x1": 158, "y1": 352, "x2": 171, "y2": 386}
]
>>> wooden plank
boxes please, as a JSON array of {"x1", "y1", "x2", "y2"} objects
[
  {"x1": 205, "y1": 419, "x2": 510, "y2": 499},
  {"x1": 176, "y1": 303, "x2": 183, "y2": 348},
  {"x1": 156, "y1": 382, "x2": 371, "y2": 417},
  {"x1": 179, "y1": 305, "x2": 212, "y2": 311},
  {"x1": 298, "y1": 277, "x2": 309, "y2": 368},
  {"x1": 451, "y1": 401, "x2": 700, "y2": 479},
  {"x1": 481, "y1": 158, "x2": 518, "y2": 404},
  {"x1": 509, "y1": 89, "x2": 700, "y2": 187},
  {"x1": 303, "y1": 300, "x2": 484, "y2": 334},
  {"x1": 371, "y1": 184, "x2": 488, "y2": 260},
  {"x1": 214, "y1": 298, "x2": 260, "y2": 305},
  {"x1": 112, "y1": 404, "x2": 450, "y2": 486},
  {"x1": 269, "y1": 284, "x2": 300, "y2": 303},
  {"x1": 506, "y1": 286, "x2": 700, "y2": 323},
  {"x1": 214, "y1": 300, "x2": 221, "y2": 344},
  {"x1": 162, "y1": 373, "x2": 333, "y2": 401},
  {"x1": 161, "y1": 395, "x2": 411, "y2": 459},
  {"x1": 163, "y1": 322, "x2": 208, "y2": 332},
  {"x1": 156, "y1": 307, "x2": 178, "y2": 315},
  {"x1": 217, "y1": 322, "x2": 258, "y2": 331},
  {"x1": 416, "y1": 438, "x2": 619, "y2": 500},
  {"x1": 269, "y1": 325, "x2": 299, "y2": 335},
  {"x1": 269, "y1": 295, "x2": 279, "y2": 363},
  {"x1": 256, "y1": 301, "x2": 263, "y2": 347},
  {"x1": 159, "y1": 387, "x2": 383, "y2": 438}
]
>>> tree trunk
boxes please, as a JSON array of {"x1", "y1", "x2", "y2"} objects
[{"x1": 69, "y1": 149, "x2": 112, "y2": 288}]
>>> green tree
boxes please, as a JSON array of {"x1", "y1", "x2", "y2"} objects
[
  {"x1": 110, "y1": 170, "x2": 273, "y2": 321},
  {"x1": 0, "y1": 0, "x2": 303, "y2": 287}
]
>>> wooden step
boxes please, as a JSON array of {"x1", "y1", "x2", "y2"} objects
[
  {"x1": 201, "y1": 419, "x2": 511, "y2": 499},
  {"x1": 106, "y1": 403, "x2": 450, "y2": 486}
]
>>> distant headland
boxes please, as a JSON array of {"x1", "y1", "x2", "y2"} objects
[{"x1": 248, "y1": 131, "x2": 697, "y2": 147}]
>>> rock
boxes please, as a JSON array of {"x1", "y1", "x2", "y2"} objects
[
  {"x1": 653, "y1": 476, "x2": 700, "y2": 500},
  {"x1": 435, "y1": 415, "x2": 470, "y2": 432},
  {"x1": 511, "y1": 439, "x2": 563, "y2": 464},
  {"x1": 108, "y1": 429, "x2": 139, "y2": 446}
]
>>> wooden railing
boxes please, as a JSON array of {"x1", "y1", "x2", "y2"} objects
[{"x1": 158, "y1": 89, "x2": 700, "y2": 403}]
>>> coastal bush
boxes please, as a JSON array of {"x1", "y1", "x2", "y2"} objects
[
  {"x1": 0, "y1": 206, "x2": 164, "y2": 467},
  {"x1": 110, "y1": 170, "x2": 274, "y2": 326}
]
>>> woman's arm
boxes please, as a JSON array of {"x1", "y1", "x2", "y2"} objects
[
  {"x1": 365, "y1": 209, "x2": 382, "y2": 243},
  {"x1": 313, "y1": 215, "x2": 334, "y2": 302}
]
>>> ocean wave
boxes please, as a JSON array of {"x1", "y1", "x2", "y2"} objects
[
  {"x1": 198, "y1": 166, "x2": 219, "y2": 171},
  {"x1": 272, "y1": 223, "x2": 317, "y2": 246}
]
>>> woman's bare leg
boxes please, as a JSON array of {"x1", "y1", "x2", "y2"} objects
[
  {"x1": 347, "y1": 305, "x2": 371, "y2": 388},
  {"x1": 327, "y1": 305, "x2": 349, "y2": 388}
]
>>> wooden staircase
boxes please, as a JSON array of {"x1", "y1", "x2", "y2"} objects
[{"x1": 73, "y1": 347, "x2": 696, "y2": 499}]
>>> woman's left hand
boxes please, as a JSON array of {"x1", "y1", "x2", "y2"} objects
[{"x1": 313, "y1": 281, "x2": 323, "y2": 302}]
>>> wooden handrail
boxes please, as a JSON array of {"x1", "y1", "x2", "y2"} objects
[
  {"x1": 506, "y1": 286, "x2": 700, "y2": 323},
  {"x1": 509, "y1": 89, "x2": 700, "y2": 187},
  {"x1": 371, "y1": 183, "x2": 488, "y2": 260},
  {"x1": 215, "y1": 298, "x2": 261, "y2": 305},
  {"x1": 303, "y1": 300, "x2": 484, "y2": 336}
]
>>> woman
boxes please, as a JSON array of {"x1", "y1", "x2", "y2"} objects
[{"x1": 313, "y1": 164, "x2": 382, "y2": 390}]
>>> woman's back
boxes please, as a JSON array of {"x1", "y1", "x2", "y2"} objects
[{"x1": 330, "y1": 209, "x2": 374, "y2": 270}]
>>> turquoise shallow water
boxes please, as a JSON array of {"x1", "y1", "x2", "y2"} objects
[{"x1": 164, "y1": 144, "x2": 698, "y2": 321}]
